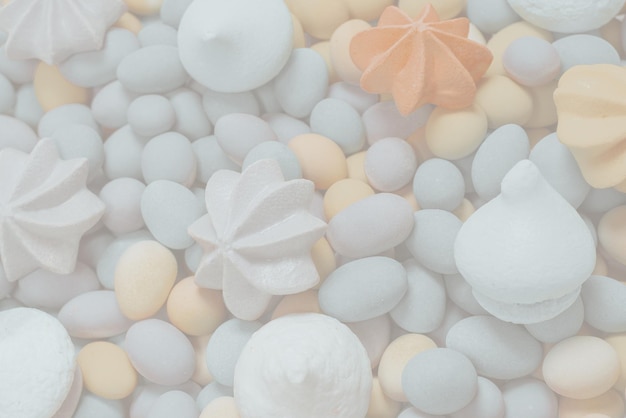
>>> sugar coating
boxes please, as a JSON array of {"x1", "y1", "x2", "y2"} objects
[
  {"x1": 552, "y1": 35, "x2": 620, "y2": 74},
  {"x1": 77, "y1": 341, "x2": 137, "y2": 400},
  {"x1": 233, "y1": 313, "x2": 372, "y2": 418},
  {"x1": 147, "y1": 391, "x2": 199, "y2": 418},
  {"x1": 413, "y1": 158, "x2": 465, "y2": 211},
  {"x1": 0, "y1": 307, "x2": 75, "y2": 418},
  {"x1": 127, "y1": 94, "x2": 176, "y2": 137},
  {"x1": 502, "y1": 378, "x2": 558, "y2": 418},
  {"x1": 581, "y1": 276, "x2": 626, "y2": 333},
  {"x1": 365, "y1": 137, "x2": 417, "y2": 192},
  {"x1": 141, "y1": 132, "x2": 197, "y2": 186}
]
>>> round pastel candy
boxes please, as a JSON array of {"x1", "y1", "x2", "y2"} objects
[
  {"x1": 451, "y1": 377, "x2": 505, "y2": 418},
  {"x1": 413, "y1": 158, "x2": 465, "y2": 211},
  {"x1": 114, "y1": 240, "x2": 177, "y2": 320},
  {"x1": 364, "y1": 137, "x2": 417, "y2": 192},
  {"x1": 148, "y1": 391, "x2": 199, "y2": 418},
  {"x1": 274, "y1": 48, "x2": 329, "y2": 118},
  {"x1": 214, "y1": 113, "x2": 277, "y2": 163},
  {"x1": 288, "y1": 133, "x2": 348, "y2": 190},
  {"x1": 552, "y1": 35, "x2": 620, "y2": 74},
  {"x1": 169, "y1": 89, "x2": 213, "y2": 140},
  {"x1": 405, "y1": 209, "x2": 461, "y2": 275},
  {"x1": 503, "y1": 37, "x2": 560, "y2": 87},
  {"x1": 390, "y1": 259, "x2": 446, "y2": 333},
  {"x1": 58, "y1": 290, "x2": 134, "y2": 339},
  {"x1": 127, "y1": 94, "x2": 176, "y2": 138},
  {"x1": 328, "y1": 81, "x2": 378, "y2": 114},
  {"x1": 524, "y1": 297, "x2": 584, "y2": 343},
  {"x1": 130, "y1": 382, "x2": 203, "y2": 418},
  {"x1": 0, "y1": 71, "x2": 15, "y2": 114},
  {"x1": 191, "y1": 136, "x2": 240, "y2": 184},
  {"x1": 13, "y1": 263, "x2": 100, "y2": 310},
  {"x1": 59, "y1": 28, "x2": 140, "y2": 88},
  {"x1": 141, "y1": 132, "x2": 196, "y2": 186},
  {"x1": 263, "y1": 112, "x2": 311, "y2": 144},
  {"x1": 310, "y1": 98, "x2": 365, "y2": 155},
  {"x1": 582, "y1": 275, "x2": 626, "y2": 333},
  {"x1": 138, "y1": 22, "x2": 178, "y2": 47},
  {"x1": 543, "y1": 336, "x2": 620, "y2": 399},
  {"x1": 117, "y1": 45, "x2": 187, "y2": 94},
  {"x1": 326, "y1": 193, "x2": 414, "y2": 258},
  {"x1": 99, "y1": 177, "x2": 146, "y2": 235},
  {"x1": 506, "y1": 0, "x2": 625, "y2": 33},
  {"x1": 242, "y1": 141, "x2": 302, "y2": 180},
  {"x1": 466, "y1": 0, "x2": 520, "y2": 34},
  {"x1": 51, "y1": 124, "x2": 104, "y2": 181},
  {"x1": 363, "y1": 101, "x2": 433, "y2": 145},
  {"x1": 471, "y1": 124, "x2": 530, "y2": 201},
  {"x1": 529, "y1": 133, "x2": 590, "y2": 208},
  {"x1": 475, "y1": 75, "x2": 533, "y2": 129},
  {"x1": 402, "y1": 348, "x2": 478, "y2": 415},
  {"x1": 502, "y1": 378, "x2": 558, "y2": 418},
  {"x1": 347, "y1": 315, "x2": 391, "y2": 369},
  {"x1": 444, "y1": 274, "x2": 488, "y2": 315},
  {"x1": 77, "y1": 341, "x2": 137, "y2": 400},
  {"x1": 125, "y1": 319, "x2": 195, "y2": 386},
  {"x1": 202, "y1": 89, "x2": 260, "y2": 126},
  {"x1": 0, "y1": 308, "x2": 75, "y2": 418},
  {"x1": 205, "y1": 319, "x2": 262, "y2": 387},
  {"x1": 166, "y1": 276, "x2": 227, "y2": 336},
  {"x1": 446, "y1": 315, "x2": 544, "y2": 380},
  {"x1": 103, "y1": 126, "x2": 148, "y2": 180},
  {"x1": 319, "y1": 256, "x2": 407, "y2": 322},
  {"x1": 91, "y1": 81, "x2": 136, "y2": 130},
  {"x1": 37, "y1": 103, "x2": 99, "y2": 137},
  {"x1": 178, "y1": 0, "x2": 292, "y2": 93},
  {"x1": 425, "y1": 103, "x2": 487, "y2": 159},
  {"x1": 323, "y1": 178, "x2": 374, "y2": 220}
]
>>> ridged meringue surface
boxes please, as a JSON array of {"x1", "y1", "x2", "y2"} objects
[
  {"x1": 188, "y1": 159, "x2": 327, "y2": 320},
  {"x1": 0, "y1": 0, "x2": 126, "y2": 64},
  {"x1": 0, "y1": 139, "x2": 105, "y2": 281}
]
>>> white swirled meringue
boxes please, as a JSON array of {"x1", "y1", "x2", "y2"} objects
[
  {"x1": 234, "y1": 313, "x2": 372, "y2": 418},
  {"x1": 188, "y1": 159, "x2": 327, "y2": 320},
  {"x1": 0, "y1": 0, "x2": 126, "y2": 64},
  {"x1": 0, "y1": 138, "x2": 105, "y2": 281},
  {"x1": 454, "y1": 160, "x2": 596, "y2": 324}
]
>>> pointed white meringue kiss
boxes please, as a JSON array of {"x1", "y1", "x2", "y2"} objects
[{"x1": 454, "y1": 159, "x2": 596, "y2": 324}]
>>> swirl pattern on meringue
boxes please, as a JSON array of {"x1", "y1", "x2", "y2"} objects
[{"x1": 188, "y1": 159, "x2": 327, "y2": 320}]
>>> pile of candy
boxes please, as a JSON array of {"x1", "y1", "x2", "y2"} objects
[{"x1": 2, "y1": 0, "x2": 626, "y2": 417}]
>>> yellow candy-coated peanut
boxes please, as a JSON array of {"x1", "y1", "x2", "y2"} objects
[
  {"x1": 77, "y1": 342, "x2": 137, "y2": 400},
  {"x1": 167, "y1": 276, "x2": 227, "y2": 336}
]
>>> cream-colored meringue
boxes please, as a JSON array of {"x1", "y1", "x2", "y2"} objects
[
  {"x1": 0, "y1": 139, "x2": 105, "y2": 282},
  {"x1": 0, "y1": 0, "x2": 126, "y2": 65},
  {"x1": 454, "y1": 160, "x2": 596, "y2": 324},
  {"x1": 233, "y1": 313, "x2": 372, "y2": 418},
  {"x1": 178, "y1": 0, "x2": 293, "y2": 93},
  {"x1": 188, "y1": 159, "x2": 327, "y2": 321}
]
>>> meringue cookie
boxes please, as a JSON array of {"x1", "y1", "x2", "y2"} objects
[
  {"x1": 454, "y1": 160, "x2": 596, "y2": 324},
  {"x1": 233, "y1": 313, "x2": 372, "y2": 418},
  {"x1": 178, "y1": 0, "x2": 293, "y2": 93},
  {"x1": 0, "y1": 138, "x2": 105, "y2": 281},
  {"x1": 0, "y1": 0, "x2": 126, "y2": 64},
  {"x1": 188, "y1": 159, "x2": 327, "y2": 320}
]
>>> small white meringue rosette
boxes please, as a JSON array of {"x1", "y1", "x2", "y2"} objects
[
  {"x1": 0, "y1": 307, "x2": 76, "y2": 418},
  {"x1": 0, "y1": 138, "x2": 105, "y2": 281},
  {"x1": 233, "y1": 313, "x2": 372, "y2": 418},
  {"x1": 0, "y1": 0, "x2": 126, "y2": 64},
  {"x1": 177, "y1": 0, "x2": 293, "y2": 92},
  {"x1": 188, "y1": 159, "x2": 327, "y2": 320}
]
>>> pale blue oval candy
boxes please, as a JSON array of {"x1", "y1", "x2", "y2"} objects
[
  {"x1": 117, "y1": 45, "x2": 187, "y2": 94},
  {"x1": 582, "y1": 275, "x2": 626, "y2": 333},
  {"x1": 242, "y1": 141, "x2": 302, "y2": 180},
  {"x1": 319, "y1": 256, "x2": 408, "y2": 322},
  {"x1": 147, "y1": 391, "x2": 199, "y2": 418},
  {"x1": 310, "y1": 98, "x2": 365, "y2": 155},
  {"x1": 524, "y1": 297, "x2": 583, "y2": 343},
  {"x1": 502, "y1": 378, "x2": 558, "y2": 418},
  {"x1": 413, "y1": 158, "x2": 465, "y2": 211}
]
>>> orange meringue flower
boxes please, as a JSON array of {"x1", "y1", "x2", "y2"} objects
[{"x1": 350, "y1": 5, "x2": 493, "y2": 115}]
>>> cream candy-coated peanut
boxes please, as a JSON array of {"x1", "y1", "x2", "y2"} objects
[
  {"x1": 378, "y1": 334, "x2": 437, "y2": 402},
  {"x1": 425, "y1": 104, "x2": 488, "y2": 160},
  {"x1": 285, "y1": 0, "x2": 350, "y2": 40},
  {"x1": 33, "y1": 63, "x2": 89, "y2": 112},
  {"x1": 367, "y1": 377, "x2": 401, "y2": 418},
  {"x1": 124, "y1": 0, "x2": 161, "y2": 15},
  {"x1": 506, "y1": 0, "x2": 626, "y2": 33},
  {"x1": 311, "y1": 238, "x2": 336, "y2": 285},
  {"x1": 178, "y1": 0, "x2": 292, "y2": 93},
  {"x1": 323, "y1": 178, "x2": 375, "y2": 220},
  {"x1": 233, "y1": 313, "x2": 372, "y2": 418},
  {"x1": 114, "y1": 240, "x2": 178, "y2": 320},
  {"x1": 486, "y1": 22, "x2": 553, "y2": 77},
  {"x1": 559, "y1": 390, "x2": 625, "y2": 418},
  {"x1": 114, "y1": 12, "x2": 142, "y2": 34},
  {"x1": 347, "y1": 151, "x2": 369, "y2": 183},
  {"x1": 543, "y1": 336, "x2": 620, "y2": 400},
  {"x1": 166, "y1": 276, "x2": 227, "y2": 336},
  {"x1": 271, "y1": 290, "x2": 321, "y2": 319},
  {"x1": 475, "y1": 76, "x2": 533, "y2": 129},
  {"x1": 344, "y1": 0, "x2": 394, "y2": 21},
  {"x1": 398, "y1": 0, "x2": 466, "y2": 19},
  {"x1": 288, "y1": 133, "x2": 348, "y2": 190},
  {"x1": 605, "y1": 334, "x2": 626, "y2": 391},
  {"x1": 455, "y1": 160, "x2": 596, "y2": 324},
  {"x1": 598, "y1": 206, "x2": 626, "y2": 265},
  {"x1": 77, "y1": 341, "x2": 137, "y2": 400},
  {"x1": 200, "y1": 397, "x2": 240, "y2": 418},
  {"x1": 330, "y1": 20, "x2": 371, "y2": 85}
]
